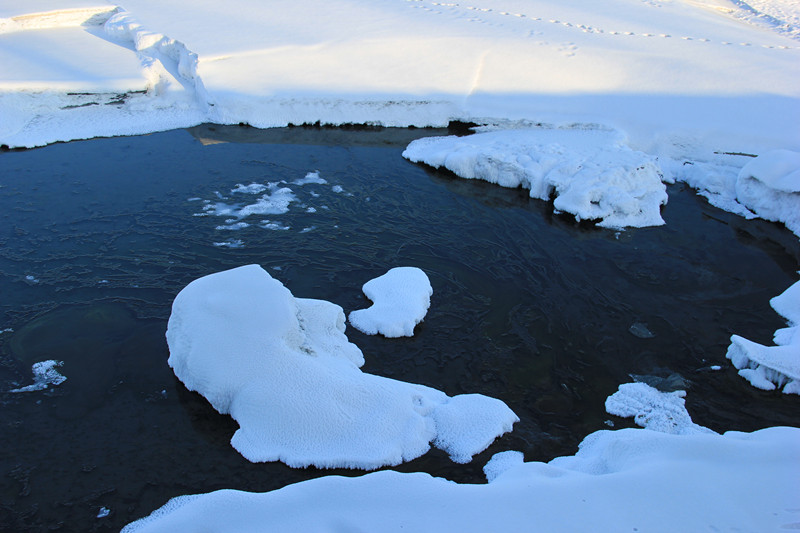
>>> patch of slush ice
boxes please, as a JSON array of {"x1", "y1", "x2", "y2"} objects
[
  {"x1": 727, "y1": 278, "x2": 800, "y2": 394},
  {"x1": 403, "y1": 128, "x2": 668, "y2": 229},
  {"x1": 331, "y1": 185, "x2": 344, "y2": 193},
  {"x1": 605, "y1": 382, "x2": 715, "y2": 435},
  {"x1": 231, "y1": 183, "x2": 268, "y2": 195},
  {"x1": 199, "y1": 183, "x2": 296, "y2": 219},
  {"x1": 735, "y1": 149, "x2": 800, "y2": 237},
  {"x1": 10, "y1": 360, "x2": 67, "y2": 393},
  {"x1": 121, "y1": 426, "x2": 800, "y2": 533},
  {"x1": 212, "y1": 239, "x2": 244, "y2": 248},
  {"x1": 293, "y1": 171, "x2": 327, "y2": 186},
  {"x1": 259, "y1": 221, "x2": 291, "y2": 231},
  {"x1": 165, "y1": 265, "x2": 517, "y2": 469},
  {"x1": 215, "y1": 221, "x2": 249, "y2": 231},
  {"x1": 349, "y1": 267, "x2": 432, "y2": 338}
]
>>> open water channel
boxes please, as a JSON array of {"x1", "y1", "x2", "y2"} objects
[{"x1": 1, "y1": 124, "x2": 798, "y2": 531}]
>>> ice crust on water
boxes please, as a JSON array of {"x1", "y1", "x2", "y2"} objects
[
  {"x1": 727, "y1": 278, "x2": 800, "y2": 394},
  {"x1": 735, "y1": 149, "x2": 800, "y2": 237},
  {"x1": 122, "y1": 426, "x2": 800, "y2": 533},
  {"x1": 199, "y1": 183, "x2": 296, "y2": 219},
  {"x1": 348, "y1": 267, "x2": 433, "y2": 338},
  {"x1": 10, "y1": 360, "x2": 67, "y2": 393},
  {"x1": 402, "y1": 128, "x2": 668, "y2": 230},
  {"x1": 605, "y1": 382, "x2": 715, "y2": 435},
  {"x1": 166, "y1": 265, "x2": 517, "y2": 469},
  {"x1": 292, "y1": 171, "x2": 327, "y2": 186}
]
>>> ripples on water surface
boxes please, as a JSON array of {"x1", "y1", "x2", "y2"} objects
[{"x1": 1, "y1": 124, "x2": 798, "y2": 531}]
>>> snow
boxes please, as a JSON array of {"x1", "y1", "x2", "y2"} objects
[
  {"x1": 10, "y1": 360, "x2": 67, "y2": 393},
  {"x1": 166, "y1": 265, "x2": 517, "y2": 469},
  {"x1": 727, "y1": 278, "x2": 800, "y2": 394},
  {"x1": 605, "y1": 382, "x2": 715, "y2": 435},
  {"x1": 122, "y1": 426, "x2": 800, "y2": 533},
  {"x1": 348, "y1": 267, "x2": 433, "y2": 337},
  {"x1": 735, "y1": 149, "x2": 800, "y2": 236},
  {"x1": 404, "y1": 128, "x2": 667, "y2": 228}
]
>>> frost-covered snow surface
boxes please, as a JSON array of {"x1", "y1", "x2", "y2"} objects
[
  {"x1": 166, "y1": 265, "x2": 517, "y2": 468},
  {"x1": 605, "y1": 382, "x2": 716, "y2": 435},
  {"x1": 403, "y1": 128, "x2": 668, "y2": 229},
  {"x1": 727, "y1": 278, "x2": 800, "y2": 394},
  {"x1": 122, "y1": 426, "x2": 800, "y2": 533},
  {"x1": 349, "y1": 267, "x2": 433, "y2": 337}
]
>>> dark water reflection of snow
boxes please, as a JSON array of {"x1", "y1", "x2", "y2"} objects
[{"x1": 1, "y1": 124, "x2": 798, "y2": 531}]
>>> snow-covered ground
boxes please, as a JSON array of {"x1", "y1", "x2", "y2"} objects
[{"x1": 3, "y1": 0, "x2": 800, "y2": 530}]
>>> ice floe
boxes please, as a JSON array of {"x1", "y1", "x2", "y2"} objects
[
  {"x1": 727, "y1": 278, "x2": 800, "y2": 394},
  {"x1": 403, "y1": 128, "x2": 668, "y2": 229},
  {"x1": 348, "y1": 267, "x2": 433, "y2": 337},
  {"x1": 166, "y1": 265, "x2": 517, "y2": 469},
  {"x1": 10, "y1": 359, "x2": 67, "y2": 393},
  {"x1": 122, "y1": 426, "x2": 800, "y2": 533}
]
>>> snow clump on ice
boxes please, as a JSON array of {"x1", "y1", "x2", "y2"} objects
[
  {"x1": 166, "y1": 265, "x2": 517, "y2": 469},
  {"x1": 605, "y1": 382, "x2": 715, "y2": 435},
  {"x1": 735, "y1": 149, "x2": 800, "y2": 238},
  {"x1": 727, "y1": 278, "x2": 800, "y2": 394},
  {"x1": 403, "y1": 128, "x2": 668, "y2": 230},
  {"x1": 348, "y1": 267, "x2": 433, "y2": 338}
]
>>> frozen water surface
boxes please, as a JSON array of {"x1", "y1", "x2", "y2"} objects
[{"x1": 0, "y1": 125, "x2": 798, "y2": 531}]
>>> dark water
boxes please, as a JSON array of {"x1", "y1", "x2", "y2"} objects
[{"x1": 1, "y1": 124, "x2": 798, "y2": 532}]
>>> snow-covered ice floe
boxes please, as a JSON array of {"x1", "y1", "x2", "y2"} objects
[
  {"x1": 348, "y1": 267, "x2": 433, "y2": 337},
  {"x1": 166, "y1": 265, "x2": 517, "y2": 469},
  {"x1": 403, "y1": 128, "x2": 667, "y2": 229},
  {"x1": 122, "y1": 425, "x2": 800, "y2": 533},
  {"x1": 727, "y1": 278, "x2": 800, "y2": 394},
  {"x1": 9, "y1": 359, "x2": 67, "y2": 393},
  {"x1": 605, "y1": 382, "x2": 715, "y2": 435}
]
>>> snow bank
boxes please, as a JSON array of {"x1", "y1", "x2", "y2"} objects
[
  {"x1": 727, "y1": 278, "x2": 800, "y2": 394},
  {"x1": 348, "y1": 267, "x2": 433, "y2": 337},
  {"x1": 403, "y1": 128, "x2": 667, "y2": 229},
  {"x1": 735, "y1": 149, "x2": 800, "y2": 237},
  {"x1": 166, "y1": 265, "x2": 517, "y2": 469},
  {"x1": 122, "y1": 426, "x2": 800, "y2": 533},
  {"x1": 9, "y1": 360, "x2": 67, "y2": 393},
  {"x1": 605, "y1": 382, "x2": 715, "y2": 435}
]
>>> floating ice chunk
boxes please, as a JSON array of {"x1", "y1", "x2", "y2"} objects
[
  {"x1": 166, "y1": 265, "x2": 516, "y2": 469},
  {"x1": 10, "y1": 360, "x2": 67, "y2": 393},
  {"x1": 122, "y1": 427, "x2": 800, "y2": 533},
  {"x1": 727, "y1": 279, "x2": 800, "y2": 394},
  {"x1": 259, "y1": 221, "x2": 291, "y2": 231},
  {"x1": 212, "y1": 239, "x2": 244, "y2": 248},
  {"x1": 215, "y1": 222, "x2": 249, "y2": 231},
  {"x1": 200, "y1": 184, "x2": 296, "y2": 219},
  {"x1": 628, "y1": 322, "x2": 654, "y2": 339},
  {"x1": 293, "y1": 172, "x2": 327, "y2": 186},
  {"x1": 483, "y1": 450, "x2": 524, "y2": 483},
  {"x1": 349, "y1": 267, "x2": 432, "y2": 338},
  {"x1": 735, "y1": 149, "x2": 800, "y2": 237},
  {"x1": 605, "y1": 382, "x2": 715, "y2": 435},
  {"x1": 331, "y1": 185, "x2": 344, "y2": 193},
  {"x1": 403, "y1": 129, "x2": 667, "y2": 229},
  {"x1": 231, "y1": 183, "x2": 268, "y2": 195},
  {"x1": 97, "y1": 507, "x2": 111, "y2": 519}
]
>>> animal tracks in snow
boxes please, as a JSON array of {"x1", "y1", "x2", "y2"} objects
[{"x1": 403, "y1": 0, "x2": 798, "y2": 50}]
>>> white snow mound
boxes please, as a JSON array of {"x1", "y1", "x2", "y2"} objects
[
  {"x1": 605, "y1": 382, "x2": 715, "y2": 435},
  {"x1": 122, "y1": 426, "x2": 800, "y2": 533},
  {"x1": 403, "y1": 128, "x2": 667, "y2": 230},
  {"x1": 348, "y1": 267, "x2": 433, "y2": 338},
  {"x1": 735, "y1": 149, "x2": 800, "y2": 237},
  {"x1": 727, "y1": 278, "x2": 800, "y2": 394},
  {"x1": 166, "y1": 265, "x2": 517, "y2": 469}
]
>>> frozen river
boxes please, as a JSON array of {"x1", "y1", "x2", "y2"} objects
[{"x1": 1, "y1": 125, "x2": 798, "y2": 531}]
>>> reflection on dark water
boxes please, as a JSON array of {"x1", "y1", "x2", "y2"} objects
[{"x1": 0, "y1": 125, "x2": 798, "y2": 531}]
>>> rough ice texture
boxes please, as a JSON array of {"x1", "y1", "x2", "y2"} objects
[
  {"x1": 735, "y1": 150, "x2": 800, "y2": 237},
  {"x1": 727, "y1": 278, "x2": 800, "y2": 394},
  {"x1": 122, "y1": 426, "x2": 800, "y2": 533},
  {"x1": 403, "y1": 129, "x2": 667, "y2": 229},
  {"x1": 348, "y1": 267, "x2": 433, "y2": 338},
  {"x1": 166, "y1": 265, "x2": 517, "y2": 469},
  {"x1": 9, "y1": 360, "x2": 67, "y2": 393},
  {"x1": 605, "y1": 382, "x2": 715, "y2": 435}
]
